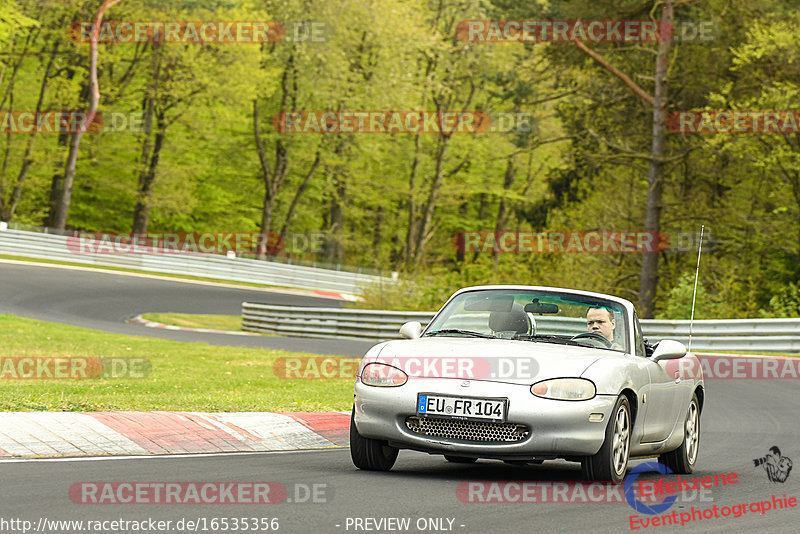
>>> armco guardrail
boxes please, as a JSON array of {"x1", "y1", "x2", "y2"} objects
[
  {"x1": 241, "y1": 304, "x2": 800, "y2": 352},
  {"x1": 242, "y1": 303, "x2": 434, "y2": 340},
  {"x1": 0, "y1": 227, "x2": 390, "y2": 295}
]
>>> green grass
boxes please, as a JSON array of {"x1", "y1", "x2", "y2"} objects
[
  {"x1": 142, "y1": 313, "x2": 243, "y2": 332},
  {"x1": 0, "y1": 314, "x2": 358, "y2": 412}
]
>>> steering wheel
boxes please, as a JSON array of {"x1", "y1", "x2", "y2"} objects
[{"x1": 571, "y1": 332, "x2": 613, "y2": 348}]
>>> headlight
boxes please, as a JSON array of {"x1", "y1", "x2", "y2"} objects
[
  {"x1": 530, "y1": 378, "x2": 596, "y2": 400},
  {"x1": 360, "y1": 363, "x2": 408, "y2": 387}
]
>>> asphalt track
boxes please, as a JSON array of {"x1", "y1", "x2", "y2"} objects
[
  {"x1": 2, "y1": 376, "x2": 799, "y2": 534},
  {"x1": 0, "y1": 261, "x2": 375, "y2": 356},
  {"x1": 1, "y1": 260, "x2": 799, "y2": 532}
]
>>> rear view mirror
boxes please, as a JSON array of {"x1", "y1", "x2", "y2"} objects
[
  {"x1": 524, "y1": 299, "x2": 559, "y2": 314},
  {"x1": 399, "y1": 321, "x2": 422, "y2": 339}
]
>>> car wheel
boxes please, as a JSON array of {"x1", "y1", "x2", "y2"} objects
[
  {"x1": 581, "y1": 395, "x2": 631, "y2": 482},
  {"x1": 444, "y1": 455, "x2": 477, "y2": 464},
  {"x1": 659, "y1": 393, "x2": 700, "y2": 474},
  {"x1": 349, "y1": 408, "x2": 398, "y2": 471}
]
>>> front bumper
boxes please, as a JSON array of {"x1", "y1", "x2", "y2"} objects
[{"x1": 354, "y1": 378, "x2": 617, "y2": 459}]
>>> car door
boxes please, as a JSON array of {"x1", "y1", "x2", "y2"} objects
[{"x1": 634, "y1": 313, "x2": 682, "y2": 443}]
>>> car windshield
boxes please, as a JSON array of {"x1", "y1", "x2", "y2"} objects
[{"x1": 423, "y1": 289, "x2": 628, "y2": 352}]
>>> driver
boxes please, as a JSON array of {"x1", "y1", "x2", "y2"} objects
[{"x1": 586, "y1": 307, "x2": 621, "y2": 349}]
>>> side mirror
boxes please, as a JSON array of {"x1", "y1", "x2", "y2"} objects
[
  {"x1": 399, "y1": 321, "x2": 422, "y2": 339},
  {"x1": 651, "y1": 340, "x2": 687, "y2": 362}
]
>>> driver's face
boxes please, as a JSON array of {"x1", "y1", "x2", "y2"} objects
[{"x1": 587, "y1": 308, "x2": 615, "y2": 341}]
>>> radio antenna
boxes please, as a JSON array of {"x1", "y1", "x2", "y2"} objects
[{"x1": 688, "y1": 225, "x2": 705, "y2": 353}]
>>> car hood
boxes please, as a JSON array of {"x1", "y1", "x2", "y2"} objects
[{"x1": 366, "y1": 337, "x2": 608, "y2": 385}]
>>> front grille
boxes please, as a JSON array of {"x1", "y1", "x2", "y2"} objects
[{"x1": 405, "y1": 416, "x2": 529, "y2": 443}]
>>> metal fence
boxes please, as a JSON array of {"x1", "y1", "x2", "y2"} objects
[
  {"x1": 0, "y1": 227, "x2": 389, "y2": 295},
  {"x1": 241, "y1": 304, "x2": 800, "y2": 352}
]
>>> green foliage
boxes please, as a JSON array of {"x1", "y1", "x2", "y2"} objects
[
  {"x1": 760, "y1": 283, "x2": 800, "y2": 318},
  {"x1": 0, "y1": 0, "x2": 798, "y2": 318},
  {"x1": 354, "y1": 257, "x2": 538, "y2": 311},
  {"x1": 656, "y1": 273, "x2": 720, "y2": 321},
  {"x1": 0, "y1": 1, "x2": 37, "y2": 46}
]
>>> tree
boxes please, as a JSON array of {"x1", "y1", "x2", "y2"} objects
[{"x1": 50, "y1": 0, "x2": 121, "y2": 230}]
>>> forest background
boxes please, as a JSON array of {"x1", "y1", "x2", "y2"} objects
[{"x1": 1, "y1": 0, "x2": 799, "y2": 319}]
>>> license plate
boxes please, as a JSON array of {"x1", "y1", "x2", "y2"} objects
[{"x1": 417, "y1": 394, "x2": 507, "y2": 422}]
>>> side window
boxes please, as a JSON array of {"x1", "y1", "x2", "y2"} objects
[{"x1": 633, "y1": 312, "x2": 646, "y2": 357}]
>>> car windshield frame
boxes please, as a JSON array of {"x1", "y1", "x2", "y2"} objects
[{"x1": 423, "y1": 288, "x2": 630, "y2": 353}]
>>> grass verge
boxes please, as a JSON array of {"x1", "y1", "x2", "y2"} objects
[
  {"x1": 141, "y1": 313, "x2": 242, "y2": 332},
  {"x1": 0, "y1": 314, "x2": 358, "y2": 412}
]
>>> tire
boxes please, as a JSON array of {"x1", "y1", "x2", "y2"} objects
[
  {"x1": 659, "y1": 393, "x2": 700, "y2": 474},
  {"x1": 444, "y1": 455, "x2": 477, "y2": 464},
  {"x1": 350, "y1": 408, "x2": 398, "y2": 471},
  {"x1": 581, "y1": 395, "x2": 631, "y2": 482}
]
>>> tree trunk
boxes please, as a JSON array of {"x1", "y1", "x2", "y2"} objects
[
  {"x1": 51, "y1": 130, "x2": 82, "y2": 229},
  {"x1": 638, "y1": 0, "x2": 673, "y2": 318},
  {"x1": 253, "y1": 49, "x2": 296, "y2": 260},
  {"x1": 280, "y1": 150, "x2": 321, "y2": 239},
  {"x1": 132, "y1": 111, "x2": 166, "y2": 233},
  {"x1": 493, "y1": 157, "x2": 516, "y2": 266},
  {"x1": 3, "y1": 41, "x2": 59, "y2": 222},
  {"x1": 404, "y1": 133, "x2": 423, "y2": 266},
  {"x1": 44, "y1": 64, "x2": 76, "y2": 227},
  {"x1": 326, "y1": 174, "x2": 346, "y2": 264},
  {"x1": 413, "y1": 137, "x2": 450, "y2": 264},
  {"x1": 44, "y1": 133, "x2": 68, "y2": 227},
  {"x1": 51, "y1": 0, "x2": 120, "y2": 229}
]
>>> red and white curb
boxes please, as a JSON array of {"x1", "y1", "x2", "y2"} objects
[
  {"x1": 128, "y1": 315, "x2": 261, "y2": 336},
  {"x1": 310, "y1": 290, "x2": 361, "y2": 302},
  {"x1": 0, "y1": 411, "x2": 350, "y2": 458}
]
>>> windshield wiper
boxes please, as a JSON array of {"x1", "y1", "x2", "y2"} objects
[
  {"x1": 513, "y1": 334, "x2": 583, "y2": 346},
  {"x1": 424, "y1": 329, "x2": 497, "y2": 339}
]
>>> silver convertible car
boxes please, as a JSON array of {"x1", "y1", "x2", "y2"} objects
[{"x1": 350, "y1": 286, "x2": 703, "y2": 482}]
